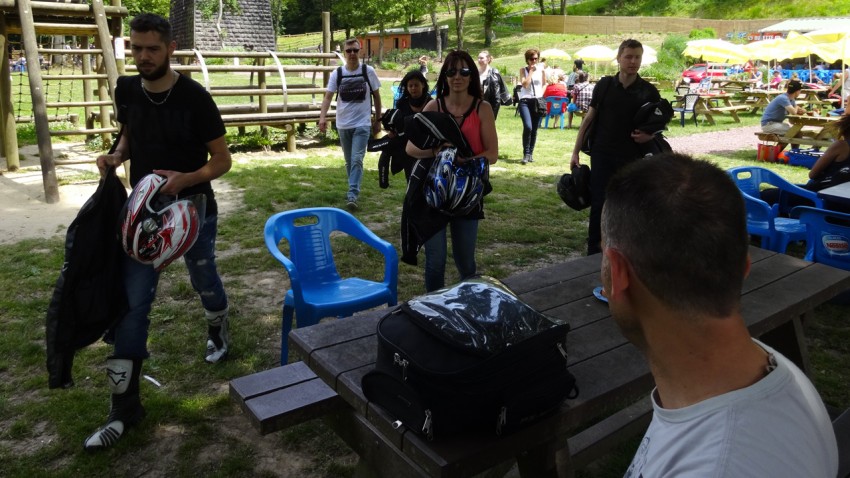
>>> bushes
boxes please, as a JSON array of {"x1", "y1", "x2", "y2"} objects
[{"x1": 640, "y1": 33, "x2": 689, "y2": 82}]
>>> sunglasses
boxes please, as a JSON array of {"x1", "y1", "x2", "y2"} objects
[
  {"x1": 530, "y1": 57, "x2": 539, "y2": 61},
  {"x1": 345, "y1": 48, "x2": 360, "y2": 54},
  {"x1": 446, "y1": 67, "x2": 472, "y2": 77}
]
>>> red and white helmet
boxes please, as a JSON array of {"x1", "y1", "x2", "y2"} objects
[{"x1": 120, "y1": 174, "x2": 206, "y2": 272}]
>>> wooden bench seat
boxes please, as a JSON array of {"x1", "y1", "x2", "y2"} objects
[
  {"x1": 229, "y1": 361, "x2": 345, "y2": 435},
  {"x1": 709, "y1": 105, "x2": 750, "y2": 112},
  {"x1": 566, "y1": 396, "x2": 652, "y2": 469},
  {"x1": 754, "y1": 132, "x2": 834, "y2": 149}
]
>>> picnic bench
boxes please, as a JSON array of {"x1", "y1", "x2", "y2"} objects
[
  {"x1": 756, "y1": 114, "x2": 839, "y2": 151},
  {"x1": 231, "y1": 247, "x2": 850, "y2": 477},
  {"x1": 692, "y1": 93, "x2": 750, "y2": 125},
  {"x1": 741, "y1": 89, "x2": 783, "y2": 114}
]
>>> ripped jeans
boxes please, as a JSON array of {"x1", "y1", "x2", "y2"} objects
[{"x1": 110, "y1": 214, "x2": 228, "y2": 359}]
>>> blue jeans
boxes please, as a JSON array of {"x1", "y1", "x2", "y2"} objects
[
  {"x1": 111, "y1": 214, "x2": 228, "y2": 359},
  {"x1": 423, "y1": 218, "x2": 479, "y2": 292},
  {"x1": 518, "y1": 98, "x2": 542, "y2": 156},
  {"x1": 338, "y1": 126, "x2": 371, "y2": 200}
]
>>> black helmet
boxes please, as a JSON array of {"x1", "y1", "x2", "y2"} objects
[{"x1": 557, "y1": 164, "x2": 591, "y2": 211}]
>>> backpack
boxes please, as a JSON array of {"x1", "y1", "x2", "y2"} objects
[
  {"x1": 361, "y1": 276, "x2": 578, "y2": 441},
  {"x1": 335, "y1": 64, "x2": 374, "y2": 103}
]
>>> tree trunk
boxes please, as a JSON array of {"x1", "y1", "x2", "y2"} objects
[
  {"x1": 537, "y1": 0, "x2": 544, "y2": 15},
  {"x1": 560, "y1": 0, "x2": 566, "y2": 15},
  {"x1": 452, "y1": 0, "x2": 468, "y2": 51},
  {"x1": 378, "y1": 25, "x2": 384, "y2": 64},
  {"x1": 215, "y1": 0, "x2": 226, "y2": 49},
  {"x1": 431, "y1": 11, "x2": 442, "y2": 62}
]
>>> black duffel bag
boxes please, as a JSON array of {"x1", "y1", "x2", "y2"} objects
[{"x1": 362, "y1": 276, "x2": 578, "y2": 441}]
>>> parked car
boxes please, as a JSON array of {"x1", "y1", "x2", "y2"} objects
[{"x1": 681, "y1": 63, "x2": 729, "y2": 83}]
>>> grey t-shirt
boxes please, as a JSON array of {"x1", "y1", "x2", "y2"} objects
[
  {"x1": 761, "y1": 94, "x2": 794, "y2": 126},
  {"x1": 625, "y1": 340, "x2": 837, "y2": 478}
]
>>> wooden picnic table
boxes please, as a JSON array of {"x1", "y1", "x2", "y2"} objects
[
  {"x1": 782, "y1": 114, "x2": 839, "y2": 148},
  {"x1": 740, "y1": 89, "x2": 784, "y2": 114},
  {"x1": 240, "y1": 247, "x2": 850, "y2": 478},
  {"x1": 798, "y1": 88, "x2": 841, "y2": 111},
  {"x1": 691, "y1": 93, "x2": 749, "y2": 125},
  {"x1": 711, "y1": 77, "x2": 757, "y2": 91}
]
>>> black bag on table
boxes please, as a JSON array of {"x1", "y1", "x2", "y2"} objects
[{"x1": 361, "y1": 276, "x2": 578, "y2": 441}]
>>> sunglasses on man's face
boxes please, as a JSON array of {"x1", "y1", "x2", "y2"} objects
[
  {"x1": 345, "y1": 48, "x2": 360, "y2": 54},
  {"x1": 446, "y1": 68, "x2": 472, "y2": 77}
]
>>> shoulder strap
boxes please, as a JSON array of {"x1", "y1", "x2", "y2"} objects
[
  {"x1": 362, "y1": 63, "x2": 373, "y2": 93},
  {"x1": 335, "y1": 66, "x2": 343, "y2": 98}
]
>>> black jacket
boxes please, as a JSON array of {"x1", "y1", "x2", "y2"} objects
[{"x1": 45, "y1": 167, "x2": 128, "y2": 389}]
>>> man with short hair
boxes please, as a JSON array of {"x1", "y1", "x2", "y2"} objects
[
  {"x1": 601, "y1": 153, "x2": 838, "y2": 477},
  {"x1": 90, "y1": 13, "x2": 232, "y2": 450},
  {"x1": 319, "y1": 38, "x2": 381, "y2": 210},
  {"x1": 761, "y1": 79, "x2": 806, "y2": 135},
  {"x1": 570, "y1": 38, "x2": 660, "y2": 255},
  {"x1": 566, "y1": 58, "x2": 584, "y2": 90}
]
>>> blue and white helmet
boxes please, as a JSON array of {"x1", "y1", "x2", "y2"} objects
[{"x1": 425, "y1": 148, "x2": 487, "y2": 216}]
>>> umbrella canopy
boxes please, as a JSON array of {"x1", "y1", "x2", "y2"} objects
[
  {"x1": 682, "y1": 39, "x2": 749, "y2": 64},
  {"x1": 574, "y1": 45, "x2": 616, "y2": 62},
  {"x1": 642, "y1": 45, "x2": 657, "y2": 57},
  {"x1": 540, "y1": 48, "x2": 571, "y2": 60},
  {"x1": 805, "y1": 30, "x2": 850, "y2": 63},
  {"x1": 744, "y1": 38, "x2": 795, "y2": 62}
]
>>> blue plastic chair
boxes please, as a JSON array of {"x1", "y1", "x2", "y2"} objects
[
  {"x1": 727, "y1": 166, "x2": 823, "y2": 216},
  {"x1": 391, "y1": 81, "x2": 402, "y2": 108},
  {"x1": 738, "y1": 191, "x2": 808, "y2": 253},
  {"x1": 792, "y1": 206, "x2": 850, "y2": 271},
  {"x1": 264, "y1": 207, "x2": 398, "y2": 364},
  {"x1": 544, "y1": 96, "x2": 568, "y2": 129}
]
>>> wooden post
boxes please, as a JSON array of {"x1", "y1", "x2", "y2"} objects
[
  {"x1": 322, "y1": 12, "x2": 330, "y2": 87},
  {"x1": 0, "y1": 14, "x2": 20, "y2": 171},
  {"x1": 80, "y1": 35, "x2": 94, "y2": 142},
  {"x1": 91, "y1": 0, "x2": 118, "y2": 93},
  {"x1": 17, "y1": 0, "x2": 59, "y2": 203}
]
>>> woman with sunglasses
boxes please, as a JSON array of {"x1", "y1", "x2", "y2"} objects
[
  {"x1": 518, "y1": 48, "x2": 544, "y2": 164},
  {"x1": 406, "y1": 50, "x2": 499, "y2": 292}
]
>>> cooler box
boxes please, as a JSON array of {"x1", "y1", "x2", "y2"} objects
[{"x1": 785, "y1": 148, "x2": 822, "y2": 169}]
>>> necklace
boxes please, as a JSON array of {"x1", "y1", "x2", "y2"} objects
[{"x1": 141, "y1": 70, "x2": 178, "y2": 106}]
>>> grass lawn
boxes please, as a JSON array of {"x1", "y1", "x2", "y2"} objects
[{"x1": 2, "y1": 97, "x2": 847, "y2": 476}]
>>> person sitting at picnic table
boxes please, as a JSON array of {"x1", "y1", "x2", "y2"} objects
[
  {"x1": 760, "y1": 80, "x2": 805, "y2": 135},
  {"x1": 806, "y1": 113, "x2": 850, "y2": 212},
  {"x1": 566, "y1": 58, "x2": 585, "y2": 91},
  {"x1": 542, "y1": 73, "x2": 568, "y2": 115},
  {"x1": 601, "y1": 153, "x2": 838, "y2": 477},
  {"x1": 568, "y1": 71, "x2": 593, "y2": 129},
  {"x1": 752, "y1": 69, "x2": 764, "y2": 89},
  {"x1": 769, "y1": 70, "x2": 783, "y2": 89}
]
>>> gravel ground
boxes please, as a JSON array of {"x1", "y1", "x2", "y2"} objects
[{"x1": 667, "y1": 124, "x2": 761, "y2": 157}]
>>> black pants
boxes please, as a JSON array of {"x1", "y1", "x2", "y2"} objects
[{"x1": 587, "y1": 152, "x2": 636, "y2": 255}]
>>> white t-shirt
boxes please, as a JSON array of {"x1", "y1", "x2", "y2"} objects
[
  {"x1": 326, "y1": 63, "x2": 381, "y2": 129},
  {"x1": 625, "y1": 340, "x2": 837, "y2": 478},
  {"x1": 519, "y1": 67, "x2": 544, "y2": 99}
]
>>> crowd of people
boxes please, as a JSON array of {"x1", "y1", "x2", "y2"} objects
[{"x1": 66, "y1": 13, "x2": 843, "y2": 475}]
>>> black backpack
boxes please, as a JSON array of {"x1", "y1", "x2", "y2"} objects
[
  {"x1": 335, "y1": 64, "x2": 374, "y2": 103},
  {"x1": 362, "y1": 276, "x2": 578, "y2": 441}
]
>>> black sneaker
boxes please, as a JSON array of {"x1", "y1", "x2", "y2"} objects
[{"x1": 346, "y1": 198, "x2": 359, "y2": 210}]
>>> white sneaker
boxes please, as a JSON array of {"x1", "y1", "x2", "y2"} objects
[{"x1": 205, "y1": 308, "x2": 229, "y2": 363}]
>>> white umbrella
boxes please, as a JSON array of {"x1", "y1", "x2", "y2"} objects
[{"x1": 574, "y1": 45, "x2": 616, "y2": 62}]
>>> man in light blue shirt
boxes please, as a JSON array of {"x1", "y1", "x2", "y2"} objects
[{"x1": 761, "y1": 80, "x2": 805, "y2": 135}]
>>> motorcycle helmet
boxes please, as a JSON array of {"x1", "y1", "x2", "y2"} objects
[
  {"x1": 557, "y1": 164, "x2": 591, "y2": 211},
  {"x1": 120, "y1": 174, "x2": 206, "y2": 272},
  {"x1": 425, "y1": 148, "x2": 486, "y2": 216}
]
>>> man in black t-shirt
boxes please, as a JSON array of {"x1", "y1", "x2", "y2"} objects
[
  {"x1": 570, "y1": 39, "x2": 660, "y2": 255},
  {"x1": 89, "y1": 13, "x2": 232, "y2": 451}
]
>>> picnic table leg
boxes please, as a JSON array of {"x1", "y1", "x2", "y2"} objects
[{"x1": 515, "y1": 440, "x2": 566, "y2": 478}]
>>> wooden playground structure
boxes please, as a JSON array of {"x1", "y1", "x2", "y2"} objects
[{"x1": 1, "y1": 3, "x2": 338, "y2": 203}]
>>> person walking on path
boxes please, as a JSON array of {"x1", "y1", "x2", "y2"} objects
[
  {"x1": 477, "y1": 50, "x2": 511, "y2": 119},
  {"x1": 518, "y1": 49, "x2": 545, "y2": 165},
  {"x1": 569, "y1": 38, "x2": 660, "y2": 255},
  {"x1": 88, "y1": 13, "x2": 232, "y2": 451},
  {"x1": 319, "y1": 37, "x2": 382, "y2": 210}
]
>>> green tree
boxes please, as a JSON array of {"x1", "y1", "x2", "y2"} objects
[
  {"x1": 480, "y1": 0, "x2": 506, "y2": 47},
  {"x1": 449, "y1": 0, "x2": 468, "y2": 51},
  {"x1": 122, "y1": 0, "x2": 170, "y2": 18}
]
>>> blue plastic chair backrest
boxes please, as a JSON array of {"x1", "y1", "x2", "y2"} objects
[
  {"x1": 266, "y1": 208, "x2": 371, "y2": 288},
  {"x1": 545, "y1": 96, "x2": 567, "y2": 114},
  {"x1": 793, "y1": 206, "x2": 850, "y2": 270},
  {"x1": 740, "y1": 191, "x2": 775, "y2": 228},
  {"x1": 727, "y1": 166, "x2": 823, "y2": 211}
]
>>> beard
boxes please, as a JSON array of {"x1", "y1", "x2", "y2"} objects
[{"x1": 138, "y1": 56, "x2": 170, "y2": 81}]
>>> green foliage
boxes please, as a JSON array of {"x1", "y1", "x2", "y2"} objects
[
  {"x1": 197, "y1": 0, "x2": 243, "y2": 21},
  {"x1": 379, "y1": 61, "x2": 400, "y2": 70},
  {"x1": 383, "y1": 48, "x2": 435, "y2": 65},
  {"x1": 688, "y1": 28, "x2": 716, "y2": 40}
]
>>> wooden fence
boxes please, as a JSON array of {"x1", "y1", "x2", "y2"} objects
[{"x1": 522, "y1": 15, "x2": 783, "y2": 40}]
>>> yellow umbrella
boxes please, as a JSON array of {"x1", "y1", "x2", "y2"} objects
[
  {"x1": 682, "y1": 39, "x2": 749, "y2": 64},
  {"x1": 540, "y1": 48, "x2": 571, "y2": 61},
  {"x1": 574, "y1": 45, "x2": 616, "y2": 78},
  {"x1": 799, "y1": 29, "x2": 850, "y2": 108}
]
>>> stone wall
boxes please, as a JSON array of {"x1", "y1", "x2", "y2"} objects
[{"x1": 170, "y1": 0, "x2": 275, "y2": 51}]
